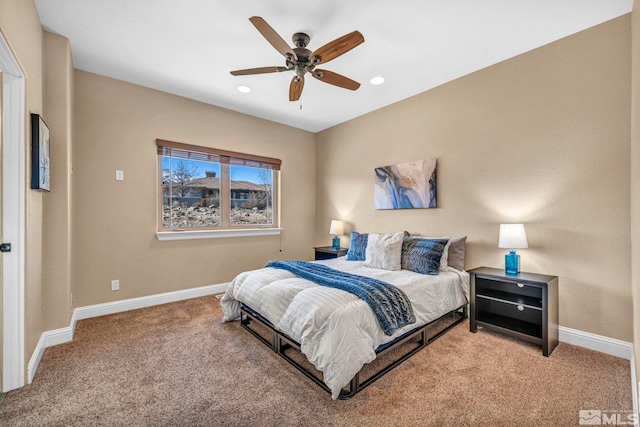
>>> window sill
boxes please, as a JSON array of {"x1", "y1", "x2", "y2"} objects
[{"x1": 156, "y1": 228, "x2": 283, "y2": 241}]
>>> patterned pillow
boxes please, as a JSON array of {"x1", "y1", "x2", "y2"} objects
[
  {"x1": 346, "y1": 232, "x2": 368, "y2": 261},
  {"x1": 364, "y1": 232, "x2": 405, "y2": 271},
  {"x1": 401, "y1": 237, "x2": 449, "y2": 275}
]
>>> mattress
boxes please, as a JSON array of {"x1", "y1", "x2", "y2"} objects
[{"x1": 221, "y1": 257, "x2": 469, "y2": 399}]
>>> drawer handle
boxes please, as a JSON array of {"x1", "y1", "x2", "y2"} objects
[
  {"x1": 517, "y1": 283, "x2": 525, "y2": 288},
  {"x1": 517, "y1": 305, "x2": 525, "y2": 311}
]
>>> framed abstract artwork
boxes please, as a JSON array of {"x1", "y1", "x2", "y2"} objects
[
  {"x1": 31, "y1": 113, "x2": 50, "y2": 191},
  {"x1": 374, "y1": 159, "x2": 437, "y2": 209}
]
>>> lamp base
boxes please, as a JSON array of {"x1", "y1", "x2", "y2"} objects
[
  {"x1": 505, "y1": 250, "x2": 520, "y2": 275},
  {"x1": 332, "y1": 236, "x2": 340, "y2": 250}
]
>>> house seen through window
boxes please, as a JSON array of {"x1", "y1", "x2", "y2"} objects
[{"x1": 157, "y1": 140, "x2": 280, "y2": 230}]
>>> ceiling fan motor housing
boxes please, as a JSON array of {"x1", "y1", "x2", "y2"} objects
[{"x1": 292, "y1": 32, "x2": 310, "y2": 48}]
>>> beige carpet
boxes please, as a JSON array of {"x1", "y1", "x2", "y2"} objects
[{"x1": 0, "y1": 295, "x2": 632, "y2": 426}]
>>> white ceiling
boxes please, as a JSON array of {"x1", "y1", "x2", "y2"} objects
[{"x1": 35, "y1": 0, "x2": 632, "y2": 133}]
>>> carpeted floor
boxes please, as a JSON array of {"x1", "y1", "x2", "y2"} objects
[{"x1": 0, "y1": 295, "x2": 632, "y2": 426}]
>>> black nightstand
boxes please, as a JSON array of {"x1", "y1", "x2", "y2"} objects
[
  {"x1": 469, "y1": 267, "x2": 559, "y2": 356},
  {"x1": 314, "y1": 246, "x2": 348, "y2": 260}
]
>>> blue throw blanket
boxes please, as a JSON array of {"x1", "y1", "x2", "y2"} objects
[{"x1": 266, "y1": 260, "x2": 416, "y2": 335}]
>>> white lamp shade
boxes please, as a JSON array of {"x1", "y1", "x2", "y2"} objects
[
  {"x1": 329, "y1": 220, "x2": 344, "y2": 235},
  {"x1": 498, "y1": 224, "x2": 529, "y2": 249}
]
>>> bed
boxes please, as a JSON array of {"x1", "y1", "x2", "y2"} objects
[{"x1": 221, "y1": 233, "x2": 469, "y2": 399}]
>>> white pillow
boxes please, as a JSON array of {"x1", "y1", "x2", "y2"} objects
[
  {"x1": 440, "y1": 238, "x2": 452, "y2": 271},
  {"x1": 364, "y1": 232, "x2": 404, "y2": 271}
]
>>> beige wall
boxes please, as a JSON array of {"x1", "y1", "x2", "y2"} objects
[
  {"x1": 317, "y1": 16, "x2": 632, "y2": 341},
  {"x1": 43, "y1": 32, "x2": 74, "y2": 330},
  {"x1": 72, "y1": 71, "x2": 316, "y2": 306},
  {"x1": 631, "y1": 0, "x2": 640, "y2": 394},
  {"x1": 0, "y1": 0, "x2": 44, "y2": 382}
]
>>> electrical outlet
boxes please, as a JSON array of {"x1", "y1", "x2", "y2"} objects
[{"x1": 111, "y1": 279, "x2": 119, "y2": 291}]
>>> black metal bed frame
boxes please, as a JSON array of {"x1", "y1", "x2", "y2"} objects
[{"x1": 240, "y1": 303, "x2": 468, "y2": 399}]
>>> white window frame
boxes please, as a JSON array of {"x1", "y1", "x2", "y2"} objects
[{"x1": 155, "y1": 139, "x2": 282, "y2": 241}]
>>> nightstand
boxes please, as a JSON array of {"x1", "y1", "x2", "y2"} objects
[
  {"x1": 469, "y1": 267, "x2": 559, "y2": 356},
  {"x1": 314, "y1": 246, "x2": 348, "y2": 260}
]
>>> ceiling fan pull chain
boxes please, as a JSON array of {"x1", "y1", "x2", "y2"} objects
[{"x1": 299, "y1": 98, "x2": 302, "y2": 110}]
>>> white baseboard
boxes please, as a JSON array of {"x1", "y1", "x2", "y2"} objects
[
  {"x1": 27, "y1": 335, "x2": 45, "y2": 384},
  {"x1": 27, "y1": 282, "x2": 228, "y2": 383},
  {"x1": 559, "y1": 326, "x2": 633, "y2": 360},
  {"x1": 73, "y1": 283, "x2": 228, "y2": 321},
  {"x1": 26, "y1": 323, "x2": 76, "y2": 383}
]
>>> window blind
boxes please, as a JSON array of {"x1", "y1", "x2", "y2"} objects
[{"x1": 156, "y1": 139, "x2": 281, "y2": 171}]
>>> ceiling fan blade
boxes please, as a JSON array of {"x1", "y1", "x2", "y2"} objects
[
  {"x1": 311, "y1": 31, "x2": 364, "y2": 65},
  {"x1": 230, "y1": 66, "x2": 287, "y2": 76},
  {"x1": 249, "y1": 16, "x2": 297, "y2": 60},
  {"x1": 313, "y1": 69, "x2": 361, "y2": 91},
  {"x1": 289, "y1": 75, "x2": 304, "y2": 101}
]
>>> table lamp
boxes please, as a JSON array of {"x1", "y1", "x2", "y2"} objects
[
  {"x1": 329, "y1": 220, "x2": 344, "y2": 250},
  {"x1": 498, "y1": 224, "x2": 528, "y2": 275}
]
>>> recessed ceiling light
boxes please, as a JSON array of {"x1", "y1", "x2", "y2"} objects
[
  {"x1": 370, "y1": 76, "x2": 386, "y2": 85},
  {"x1": 237, "y1": 85, "x2": 252, "y2": 93}
]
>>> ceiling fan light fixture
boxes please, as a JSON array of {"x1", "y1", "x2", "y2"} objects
[
  {"x1": 231, "y1": 17, "x2": 364, "y2": 101},
  {"x1": 370, "y1": 76, "x2": 386, "y2": 85},
  {"x1": 237, "y1": 85, "x2": 252, "y2": 93}
]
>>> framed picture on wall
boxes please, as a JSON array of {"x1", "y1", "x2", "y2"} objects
[
  {"x1": 31, "y1": 113, "x2": 50, "y2": 191},
  {"x1": 374, "y1": 158, "x2": 437, "y2": 209}
]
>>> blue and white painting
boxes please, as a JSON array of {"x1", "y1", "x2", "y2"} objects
[{"x1": 374, "y1": 159, "x2": 437, "y2": 209}]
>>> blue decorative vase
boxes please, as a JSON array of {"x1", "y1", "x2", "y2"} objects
[
  {"x1": 332, "y1": 236, "x2": 340, "y2": 250},
  {"x1": 505, "y1": 250, "x2": 520, "y2": 275}
]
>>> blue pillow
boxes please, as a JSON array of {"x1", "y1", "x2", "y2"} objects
[
  {"x1": 346, "y1": 232, "x2": 368, "y2": 261},
  {"x1": 401, "y1": 237, "x2": 449, "y2": 275}
]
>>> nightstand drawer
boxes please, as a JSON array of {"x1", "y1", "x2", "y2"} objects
[
  {"x1": 476, "y1": 297, "x2": 542, "y2": 339},
  {"x1": 475, "y1": 278, "x2": 542, "y2": 309},
  {"x1": 315, "y1": 250, "x2": 339, "y2": 260},
  {"x1": 314, "y1": 246, "x2": 348, "y2": 260}
]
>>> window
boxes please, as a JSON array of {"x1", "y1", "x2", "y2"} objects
[{"x1": 157, "y1": 139, "x2": 280, "y2": 231}]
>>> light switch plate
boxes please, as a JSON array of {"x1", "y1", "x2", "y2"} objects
[{"x1": 115, "y1": 170, "x2": 124, "y2": 181}]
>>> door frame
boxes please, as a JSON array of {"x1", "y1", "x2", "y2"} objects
[{"x1": 0, "y1": 30, "x2": 26, "y2": 392}]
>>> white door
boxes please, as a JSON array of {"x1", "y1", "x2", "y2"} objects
[{"x1": 0, "y1": 32, "x2": 26, "y2": 392}]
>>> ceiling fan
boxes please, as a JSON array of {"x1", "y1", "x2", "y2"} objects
[{"x1": 230, "y1": 16, "x2": 365, "y2": 102}]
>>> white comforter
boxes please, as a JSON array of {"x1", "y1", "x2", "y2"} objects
[{"x1": 220, "y1": 257, "x2": 469, "y2": 399}]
